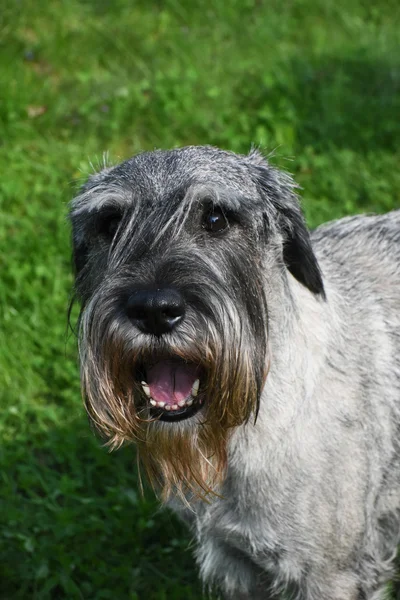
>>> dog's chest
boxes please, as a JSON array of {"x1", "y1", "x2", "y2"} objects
[
  {"x1": 188, "y1": 420, "x2": 340, "y2": 583},
  {"x1": 190, "y1": 476, "x2": 310, "y2": 591},
  {"x1": 197, "y1": 449, "x2": 312, "y2": 550},
  {"x1": 197, "y1": 491, "x2": 282, "y2": 555}
]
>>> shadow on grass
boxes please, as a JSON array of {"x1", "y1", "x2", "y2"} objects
[
  {"x1": 0, "y1": 414, "x2": 206, "y2": 600},
  {"x1": 293, "y1": 55, "x2": 400, "y2": 152},
  {"x1": 224, "y1": 53, "x2": 400, "y2": 154}
]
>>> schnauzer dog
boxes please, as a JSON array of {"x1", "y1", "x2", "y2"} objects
[{"x1": 69, "y1": 146, "x2": 400, "y2": 600}]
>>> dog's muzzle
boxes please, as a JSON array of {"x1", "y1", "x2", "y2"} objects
[{"x1": 126, "y1": 286, "x2": 204, "y2": 422}]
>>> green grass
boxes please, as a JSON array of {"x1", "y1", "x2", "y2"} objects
[{"x1": 1, "y1": 0, "x2": 400, "y2": 598}]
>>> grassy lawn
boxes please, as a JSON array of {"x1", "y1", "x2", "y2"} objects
[{"x1": 1, "y1": 0, "x2": 400, "y2": 598}]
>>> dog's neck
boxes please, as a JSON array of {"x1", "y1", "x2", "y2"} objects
[
  {"x1": 228, "y1": 271, "x2": 333, "y2": 464},
  {"x1": 268, "y1": 271, "x2": 331, "y2": 383}
]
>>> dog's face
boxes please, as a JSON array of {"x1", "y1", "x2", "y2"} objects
[{"x1": 70, "y1": 146, "x2": 323, "y2": 499}]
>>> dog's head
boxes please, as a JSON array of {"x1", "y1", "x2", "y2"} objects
[{"x1": 69, "y1": 146, "x2": 324, "y2": 500}]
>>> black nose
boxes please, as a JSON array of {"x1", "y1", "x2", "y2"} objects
[{"x1": 126, "y1": 287, "x2": 185, "y2": 336}]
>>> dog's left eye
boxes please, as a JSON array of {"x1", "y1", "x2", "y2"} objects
[
  {"x1": 96, "y1": 212, "x2": 122, "y2": 238},
  {"x1": 203, "y1": 207, "x2": 229, "y2": 233}
]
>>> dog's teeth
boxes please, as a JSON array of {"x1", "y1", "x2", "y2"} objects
[
  {"x1": 141, "y1": 383, "x2": 151, "y2": 397},
  {"x1": 178, "y1": 400, "x2": 186, "y2": 407},
  {"x1": 157, "y1": 401, "x2": 165, "y2": 408},
  {"x1": 165, "y1": 405, "x2": 171, "y2": 411},
  {"x1": 150, "y1": 399, "x2": 156, "y2": 406},
  {"x1": 186, "y1": 398, "x2": 193, "y2": 406},
  {"x1": 191, "y1": 379, "x2": 200, "y2": 397},
  {"x1": 172, "y1": 404, "x2": 178, "y2": 410}
]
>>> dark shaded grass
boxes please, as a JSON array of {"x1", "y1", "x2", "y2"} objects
[
  {"x1": 1, "y1": 418, "x2": 201, "y2": 599},
  {"x1": 1, "y1": 0, "x2": 400, "y2": 598}
]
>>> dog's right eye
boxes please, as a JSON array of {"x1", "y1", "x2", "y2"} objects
[
  {"x1": 203, "y1": 207, "x2": 229, "y2": 234},
  {"x1": 95, "y1": 211, "x2": 122, "y2": 238}
]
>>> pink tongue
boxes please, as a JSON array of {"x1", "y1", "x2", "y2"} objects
[{"x1": 147, "y1": 361, "x2": 199, "y2": 406}]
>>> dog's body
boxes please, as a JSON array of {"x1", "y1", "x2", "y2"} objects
[
  {"x1": 70, "y1": 146, "x2": 400, "y2": 599},
  {"x1": 183, "y1": 213, "x2": 400, "y2": 600}
]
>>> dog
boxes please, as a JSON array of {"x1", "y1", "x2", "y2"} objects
[{"x1": 69, "y1": 146, "x2": 400, "y2": 599}]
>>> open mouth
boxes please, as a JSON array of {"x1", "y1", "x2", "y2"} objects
[{"x1": 138, "y1": 357, "x2": 204, "y2": 422}]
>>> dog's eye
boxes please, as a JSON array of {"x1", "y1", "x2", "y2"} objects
[
  {"x1": 96, "y1": 212, "x2": 122, "y2": 238},
  {"x1": 203, "y1": 207, "x2": 229, "y2": 233}
]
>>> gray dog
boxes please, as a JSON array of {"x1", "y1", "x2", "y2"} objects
[{"x1": 69, "y1": 146, "x2": 400, "y2": 600}]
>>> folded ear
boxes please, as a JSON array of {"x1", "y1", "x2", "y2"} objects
[
  {"x1": 248, "y1": 150, "x2": 325, "y2": 298},
  {"x1": 275, "y1": 201, "x2": 325, "y2": 297},
  {"x1": 71, "y1": 230, "x2": 89, "y2": 279},
  {"x1": 69, "y1": 167, "x2": 114, "y2": 279},
  {"x1": 70, "y1": 196, "x2": 90, "y2": 281}
]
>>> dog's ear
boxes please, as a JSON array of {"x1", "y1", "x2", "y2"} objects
[
  {"x1": 71, "y1": 230, "x2": 89, "y2": 279},
  {"x1": 69, "y1": 167, "x2": 114, "y2": 279},
  {"x1": 248, "y1": 150, "x2": 325, "y2": 298},
  {"x1": 274, "y1": 202, "x2": 325, "y2": 297},
  {"x1": 70, "y1": 199, "x2": 90, "y2": 280}
]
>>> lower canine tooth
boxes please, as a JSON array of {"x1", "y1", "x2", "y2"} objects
[
  {"x1": 141, "y1": 383, "x2": 151, "y2": 398},
  {"x1": 191, "y1": 379, "x2": 200, "y2": 397}
]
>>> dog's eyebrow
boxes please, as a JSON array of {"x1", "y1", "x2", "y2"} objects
[
  {"x1": 71, "y1": 183, "x2": 130, "y2": 216},
  {"x1": 185, "y1": 183, "x2": 245, "y2": 212}
]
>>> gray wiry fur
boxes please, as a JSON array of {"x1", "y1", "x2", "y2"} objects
[
  {"x1": 193, "y1": 213, "x2": 400, "y2": 600},
  {"x1": 70, "y1": 146, "x2": 400, "y2": 600}
]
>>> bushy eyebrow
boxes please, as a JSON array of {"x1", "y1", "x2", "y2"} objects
[{"x1": 70, "y1": 183, "x2": 131, "y2": 217}]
